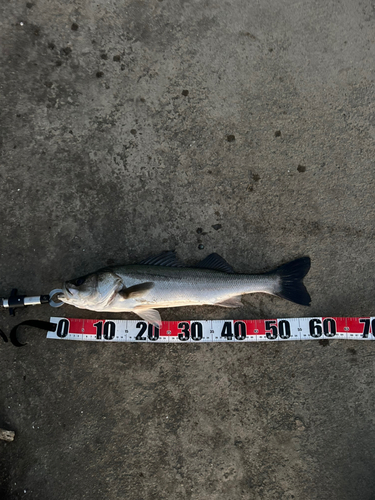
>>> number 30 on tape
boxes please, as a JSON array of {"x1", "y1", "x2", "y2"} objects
[{"x1": 47, "y1": 317, "x2": 375, "y2": 343}]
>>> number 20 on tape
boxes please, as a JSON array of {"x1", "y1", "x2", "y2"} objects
[{"x1": 47, "y1": 317, "x2": 375, "y2": 343}]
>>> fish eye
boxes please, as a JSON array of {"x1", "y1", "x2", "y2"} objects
[{"x1": 74, "y1": 277, "x2": 86, "y2": 286}]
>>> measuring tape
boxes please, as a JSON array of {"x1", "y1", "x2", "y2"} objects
[{"x1": 47, "y1": 316, "x2": 375, "y2": 343}]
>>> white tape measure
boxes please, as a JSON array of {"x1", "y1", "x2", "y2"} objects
[{"x1": 47, "y1": 317, "x2": 375, "y2": 343}]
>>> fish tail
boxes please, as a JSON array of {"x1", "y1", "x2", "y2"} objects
[{"x1": 272, "y1": 257, "x2": 311, "y2": 306}]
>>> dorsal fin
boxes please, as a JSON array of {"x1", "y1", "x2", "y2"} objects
[
  {"x1": 138, "y1": 251, "x2": 184, "y2": 267},
  {"x1": 195, "y1": 253, "x2": 235, "y2": 273}
]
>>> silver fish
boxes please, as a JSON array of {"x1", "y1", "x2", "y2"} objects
[{"x1": 59, "y1": 252, "x2": 311, "y2": 326}]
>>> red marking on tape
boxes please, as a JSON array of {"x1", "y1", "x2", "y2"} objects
[
  {"x1": 159, "y1": 321, "x2": 189, "y2": 337},
  {"x1": 240, "y1": 319, "x2": 278, "y2": 336},
  {"x1": 69, "y1": 318, "x2": 96, "y2": 335},
  {"x1": 333, "y1": 317, "x2": 362, "y2": 334}
]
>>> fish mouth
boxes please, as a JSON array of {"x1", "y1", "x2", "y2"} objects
[{"x1": 63, "y1": 284, "x2": 73, "y2": 297}]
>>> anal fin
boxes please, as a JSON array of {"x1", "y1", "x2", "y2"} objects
[{"x1": 215, "y1": 296, "x2": 243, "y2": 308}]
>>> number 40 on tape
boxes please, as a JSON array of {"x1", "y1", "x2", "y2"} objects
[{"x1": 47, "y1": 317, "x2": 375, "y2": 343}]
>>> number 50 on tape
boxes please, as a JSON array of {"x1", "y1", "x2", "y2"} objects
[{"x1": 47, "y1": 317, "x2": 375, "y2": 343}]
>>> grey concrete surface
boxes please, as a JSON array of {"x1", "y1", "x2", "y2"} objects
[{"x1": 1, "y1": 0, "x2": 375, "y2": 498}]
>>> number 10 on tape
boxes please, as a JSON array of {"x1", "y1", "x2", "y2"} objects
[{"x1": 47, "y1": 317, "x2": 375, "y2": 343}]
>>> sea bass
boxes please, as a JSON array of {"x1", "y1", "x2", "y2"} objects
[{"x1": 59, "y1": 252, "x2": 311, "y2": 326}]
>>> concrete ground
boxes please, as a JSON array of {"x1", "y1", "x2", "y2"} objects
[{"x1": 1, "y1": 0, "x2": 375, "y2": 498}]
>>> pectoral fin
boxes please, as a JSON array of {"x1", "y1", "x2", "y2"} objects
[
  {"x1": 133, "y1": 307, "x2": 162, "y2": 327},
  {"x1": 215, "y1": 296, "x2": 243, "y2": 308},
  {"x1": 119, "y1": 282, "x2": 154, "y2": 299}
]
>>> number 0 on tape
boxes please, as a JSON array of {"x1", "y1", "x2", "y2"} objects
[{"x1": 47, "y1": 317, "x2": 375, "y2": 343}]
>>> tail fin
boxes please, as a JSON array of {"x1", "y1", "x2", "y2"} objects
[{"x1": 272, "y1": 257, "x2": 311, "y2": 306}]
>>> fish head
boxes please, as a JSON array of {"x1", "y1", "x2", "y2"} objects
[{"x1": 61, "y1": 270, "x2": 123, "y2": 308}]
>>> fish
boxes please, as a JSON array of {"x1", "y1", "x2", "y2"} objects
[{"x1": 59, "y1": 251, "x2": 311, "y2": 326}]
